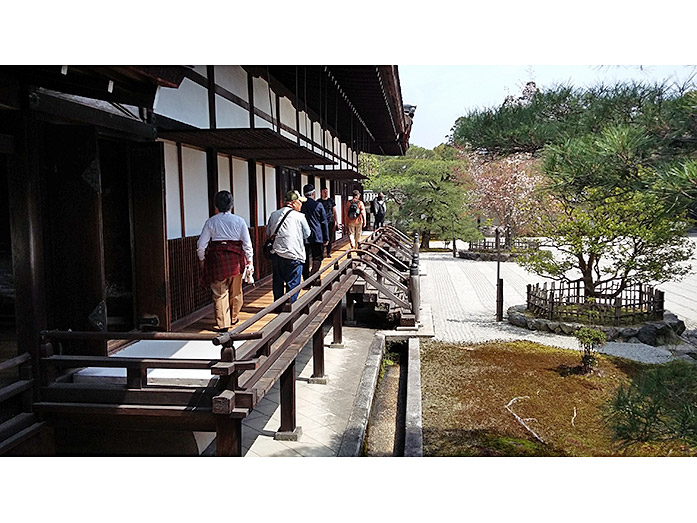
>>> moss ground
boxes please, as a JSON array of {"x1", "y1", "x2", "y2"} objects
[{"x1": 421, "y1": 339, "x2": 697, "y2": 457}]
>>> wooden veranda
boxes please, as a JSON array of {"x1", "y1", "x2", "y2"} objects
[{"x1": 1, "y1": 226, "x2": 420, "y2": 456}]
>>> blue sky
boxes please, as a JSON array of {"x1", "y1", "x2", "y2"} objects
[{"x1": 399, "y1": 65, "x2": 697, "y2": 149}]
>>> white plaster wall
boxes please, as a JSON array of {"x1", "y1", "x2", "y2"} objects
[
  {"x1": 217, "y1": 155, "x2": 231, "y2": 192},
  {"x1": 232, "y1": 157, "x2": 250, "y2": 227},
  {"x1": 280, "y1": 128, "x2": 295, "y2": 141},
  {"x1": 155, "y1": 78, "x2": 209, "y2": 129},
  {"x1": 181, "y1": 146, "x2": 210, "y2": 237},
  {"x1": 193, "y1": 65, "x2": 208, "y2": 78},
  {"x1": 253, "y1": 77, "x2": 273, "y2": 118},
  {"x1": 313, "y1": 121, "x2": 322, "y2": 146},
  {"x1": 300, "y1": 174, "x2": 308, "y2": 191},
  {"x1": 264, "y1": 166, "x2": 277, "y2": 221},
  {"x1": 216, "y1": 96, "x2": 250, "y2": 128},
  {"x1": 299, "y1": 111, "x2": 309, "y2": 139},
  {"x1": 214, "y1": 66, "x2": 248, "y2": 102},
  {"x1": 335, "y1": 194, "x2": 343, "y2": 230},
  {"x1": 254, "y1": 115, "x2": 273, "y2": 129},
  {"x1": 280, "y1": 97, "x2": 296, "y2": 132},
  {"x1": 163, "y1": 141, "x2": 182, "y2": 240},
  {"x1": 325, "y1": 130, "x2": 333, "y2": 155},
  {"x1": 256, "y1": 164, "x2": 265, "y2": 226}
]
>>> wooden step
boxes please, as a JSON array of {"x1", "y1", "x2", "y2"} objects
[
  {"x1": 0, "y1": 412, "x2": 36, "y2": 442},
  {"x1": 0, "y1": 420, "x2": 47, "y2": 455}
]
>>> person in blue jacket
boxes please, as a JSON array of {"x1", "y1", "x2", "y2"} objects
[{"x1": 300, "y1": 183, "x2": 329, "y2": 280}]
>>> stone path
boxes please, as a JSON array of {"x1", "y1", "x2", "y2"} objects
[{"x1": 419, "y1": 250, "x2": 697, "y2": 365}]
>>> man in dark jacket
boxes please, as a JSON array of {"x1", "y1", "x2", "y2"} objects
[{"x1": 301, "y1": 184, "x2": 329, "y2": 279}]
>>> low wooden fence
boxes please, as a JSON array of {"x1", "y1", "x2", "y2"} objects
[
  {"x1": 468, "y1": 238, "x2": 539, "y2": 252},
  {"x1": 526, "y1": 281, "x2": 665, "y2": 326}
]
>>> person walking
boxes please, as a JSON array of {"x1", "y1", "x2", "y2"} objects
[
  {"x1": 267, "y1": 190, "x2": 310, "y2": 303},
  {"x1": 344, "y1": 189, "x2": 366, "y2": 250},
  {"x1": 319, "y1": 186, "x2": 338, "y2": 256},
  {"x1": 300, "y1": 183, "x2": 329, "y2": 279},
  {"x1": 371, "y1": 192, "x2": 386, "y2": 229},
  {"x1": 197, "y1": 190, "x2": 254, "y2": 332}
]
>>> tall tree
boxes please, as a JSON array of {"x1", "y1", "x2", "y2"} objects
[
  {"x1": 362, "y1": 145, "x2": 481, "y2": 247},
  {"x1": 458, "y1": 150, "x2": 545, "y2": 237},
  {"x1": 451, "y1": 80, "x2": 697, "y2": 292}
]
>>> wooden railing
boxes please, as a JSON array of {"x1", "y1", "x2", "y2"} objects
[
  {"x1": 0, "y1": 352, "x2": 48, "y2": 455},
  {"x1": 35, "y1": 225, "x2": 420, "y2": 456},
  {"x1": 526, "y1": 281, "x2": 665, "y2": 326}
]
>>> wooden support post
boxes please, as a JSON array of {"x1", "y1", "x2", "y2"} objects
[
  {"x1": 309, "y1": 328, "x2": 327, "y2": 384},
  {"x1": 275, "y1": 360, "x2": 302, "y2": 441},
  {"x1": 215, "y1": 416, "x2": 242, "y2": 457},
  {"x1": 409, "y1": 261, "x2": 421, "y2": 324},
  {"x1": 346, "y1": 294, "x2": 356, "y2": 326},
  {"x1": 329, "y1": 303, "x2": 344, "y2": 349},
  {"x1": 127, "y1": 366, "x2": 148, "y2": 388}
]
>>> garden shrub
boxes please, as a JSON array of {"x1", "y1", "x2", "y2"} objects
[
  {"x1": 606, "y1": 360, "x2": 697, "y2": 446},
  {"x1": 574, "y1": 326, "x2": 607, "y2": 373}
]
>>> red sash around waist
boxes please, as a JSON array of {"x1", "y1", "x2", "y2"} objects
[{"x1": 200, "y1": 240, "x2": 247, "y2": 286}]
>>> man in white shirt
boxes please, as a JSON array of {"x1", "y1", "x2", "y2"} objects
[
  {"x1": 197, "y1": 190, "x2": 254, "y2": 332},
  {"x1": 267, "y1": 190, "x2": 310, "y2": 303}
]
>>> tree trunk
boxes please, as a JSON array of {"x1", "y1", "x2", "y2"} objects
[{"x1": 420, "y1": 230, "x2": 431, "y2": 249}]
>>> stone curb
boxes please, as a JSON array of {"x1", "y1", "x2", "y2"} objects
[
  {"x1": 507, "y1": 304, "x2": 686, "y2": 346},
  {"x1": 404, "y1": 337, "x2": 423, "y2": 457},
  {"x1": 337, "y1": 332, "x2": 386, "y2": 457}
]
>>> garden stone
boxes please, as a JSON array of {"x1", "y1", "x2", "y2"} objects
[
  {"x1": 637, "y1": 324, "x2": 658, "y2": 346},
  {"x1": 628, "y1": 337, "x2": 641, "y2": 344},
  {"x1": 547, "y1": 321, "x2": 559, "y2": 332},
  {"x1": 509, "y1": 312, "x2": 528, "y2": 328},
  {"x1": 621, "y1": 327, "x2": 639, "y2": 339},
  {"x1": 560, "y1": 323, "x2": 576, "y2": 335},
  {"x1": 664, "y1": 313, "x2": 686, "y2": 336}
]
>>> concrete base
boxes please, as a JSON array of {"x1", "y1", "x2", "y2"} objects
[
  {"x1": 327, "y1": 343, "x2": 345, "y2": 349},
  {"x1": 274, "y1": 427, "x2": 303, "y2": 441},
  {"x1": 309, "y1": 375, "x2": 329, "y2": 384}
]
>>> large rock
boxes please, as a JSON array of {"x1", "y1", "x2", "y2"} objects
[
  {"x1": 620, "y1": 327, "x2": 640, "y2": 340},
  {"x1": 664, "y1": 312, "x2": 686, "y2": 336},
  {"x1": 508, "y1": 311, "x2": 528, "y2": 328},
  {"x1": 560, "y1": 323, "x2": 577, "y2": 335},
  {"x1": 637, "y1": 324, "x2": 658, "y2": 346}
]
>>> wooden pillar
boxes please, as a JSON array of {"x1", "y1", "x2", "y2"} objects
[
  {"x1": 278, "y1": 360, "x2": 296, "y2": 432},
  {"x1": 215, "y1": 416, "x2": 242, "y2": 457},
  {"x1": 7, "y1": 113, "x2": 48, "y2": 363},
  {"x1": 329, "y1": 303, "x2": 344, "y2": 349},
  {"x1": 275, "y1": 360, "x2": 302, "y2": 441},
  {"x1": 310, "y1": 328, "x2": 325, "y2": 382},
  {"x1": 346, "y1": 294, "x2": 356, "y2": 326}
]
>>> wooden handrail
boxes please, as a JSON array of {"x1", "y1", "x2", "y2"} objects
[
  {"x1": 40, "y1": 330, "x2": 261, "y2": 342},
  {"x1": 42, "y1": 355, "x2": 220, "y2": 370},
  {"x1": 0, "y1": 353, "x2": 31, "y2": 373}
]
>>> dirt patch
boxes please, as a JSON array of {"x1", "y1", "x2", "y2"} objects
[{"x1": 421, "y1": 339, "x2": 697, "y2": 456}]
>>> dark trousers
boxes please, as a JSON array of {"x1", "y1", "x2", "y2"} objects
[
  {"x1": 374, "y1": 213, "x2": 385, "y2": 229},
  {"x1": 303, "y1": 243, "x2": 324, "y2": 280},
  {"x1": 272, "y1": 254, "x2": 304, "y2": 302}
]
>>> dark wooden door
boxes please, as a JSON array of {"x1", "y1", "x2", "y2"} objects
[
  {"x1": 46, "y1": 125, "x2": 107, "y2": 355},
  {"x1": 129, "y1": 142, "x2": 171, "y2": 331}
]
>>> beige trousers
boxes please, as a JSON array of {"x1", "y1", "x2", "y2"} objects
[
  {"x1": 210, "y1": 274, "x2": 243, "y2": 329},
  {"x1": 347, "y1": 220, "x2": 363, "y2": 249}
]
